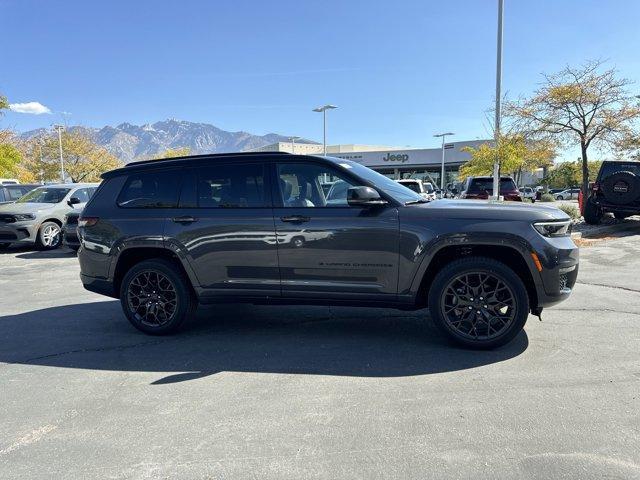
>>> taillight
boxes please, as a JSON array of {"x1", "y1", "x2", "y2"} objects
[
  {"x1": 591, "y1": 181, "x2": 600, "y2": 192},
  {"x1": 78, "y1": 216, "x2": 99, "y2": 227}
]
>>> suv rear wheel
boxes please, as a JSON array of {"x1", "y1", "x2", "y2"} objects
[
  {"x1": 428, "y1": 256, "x2": 529, "y2": 349},
  {"x1": 583, "y1": 197, "x2": 603, "y2": 225},
  {"x1": 120, "y1": 259, "x2": 196, "y2": 335}
]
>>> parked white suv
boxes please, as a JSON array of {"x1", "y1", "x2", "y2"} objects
[
  {"x1": 396, "y1": 179, "x2": 437, "y2": 201},
  {"x1": 0, "y1": 183, "x2": 98, "y2": 250}
]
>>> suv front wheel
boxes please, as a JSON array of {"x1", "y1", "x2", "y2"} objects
[
  {"x1": 36, "y1": 221, "x2": 62, "y2": 250},
  {"x1": 428, "y1": 257, "x2": 529, "y2": 349},
  {"x1": 120, "y1": 259, "x2": 196, "y2": 335}
]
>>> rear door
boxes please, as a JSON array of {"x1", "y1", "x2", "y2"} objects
[{"x1": 163, "y1": 160, "x2": 280, "y2": 300}]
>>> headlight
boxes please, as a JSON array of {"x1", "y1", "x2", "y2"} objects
[
  {"x1": 14, "y1": 213, "x2": 35, "y2": 221},
  {"x1": 533, "y1": 220, "x2": 572, "y2": 237}
]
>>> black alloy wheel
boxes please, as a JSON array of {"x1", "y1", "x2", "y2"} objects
[
  {"x1": 429, "y1": 257, "x2": 529, "y2": 349},
  {"x1": 120, "y1": 259, "x2": 195, "y2": 334}
]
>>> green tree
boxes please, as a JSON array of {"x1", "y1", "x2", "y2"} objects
[
  {"x1": 158, "y1": 147, "x2": 191, "y2": 159},
  {"x1": 0, "y1": 94, "x2": 9, "y2": 115},
  {"x1": 543, "y1": 160, "x2": 602, "y2": 189},
  {"x1": 460, "y1": 134, "x2": 555, "y2": 184},
  {"x1": 508, "y1": 60, "x2": 640, "y2": 197},
  {"x1": 40, "y1": 130, "x2": 122, "y2": 182},
  {"x1": 0, "y1": 130, "x2": 23, "y2": 178}
]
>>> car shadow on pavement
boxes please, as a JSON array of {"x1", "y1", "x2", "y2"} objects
[
  {"x1": 0, "y1": 301, "x2": 528, "y2": 384},
  {"x1": 14, "y1": 248, "x2": 77, "y2": 259}
]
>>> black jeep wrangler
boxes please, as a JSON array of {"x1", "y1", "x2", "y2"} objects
[
  {"x1": 584, "y1": 160, "x2": 640, "y2": 224},
  {"x1": 78, "y1": 152, "x2": 579, "y2": 349}
]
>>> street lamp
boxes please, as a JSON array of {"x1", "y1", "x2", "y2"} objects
[
  {"x1": 312, "y1": 104, "x2": 337, "y2": 156},
  {"x1": 52, "y1": 124, "x2": 65, "y2": 183},
  {"x1": 289, "y1": 136, "x2": 300, "y2": 154},
  {"x1": 491, "y1": 0, "x2": 504, "y2": 202},
  {"x1": 434, "y1": 132, "x2": 455, "y2": 191}
]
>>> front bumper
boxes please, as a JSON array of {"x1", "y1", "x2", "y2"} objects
[
  {"x1": 63, "y1": 225, "x2": 80, "y2": 248},
  {"x1": 0, "y1": 221, "x2": 39, "y2": 244},
  {"x1": 532, "y1": 235, "x2": 579, "y2": 309}
]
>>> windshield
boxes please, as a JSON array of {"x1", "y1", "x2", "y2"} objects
[
  {"x1": 332, "y1": 159, "x2": 423, "y2": 204},
  {"x1": 16, "y1": 187, "x2": 70, "y2": 204}
]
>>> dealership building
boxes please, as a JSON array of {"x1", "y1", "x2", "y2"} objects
[{"x1": 251, "y1": 140, "x2": 491, "y2": 187}]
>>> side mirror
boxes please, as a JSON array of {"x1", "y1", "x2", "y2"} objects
[
  {"x1": 347, "y1": 186, "x2": 387, "y2": 207},
  {"x1": 68, "y1": 197, "x2": 81, "y2": 207}
]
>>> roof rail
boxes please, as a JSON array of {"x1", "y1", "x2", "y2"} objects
[{"x1": 126, "y1": 150, "x2": 290, "y2": 167}]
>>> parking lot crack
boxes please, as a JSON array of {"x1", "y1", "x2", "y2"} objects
[{"x1": 576, "y1": 281, "x2": 640, "y2": 293}]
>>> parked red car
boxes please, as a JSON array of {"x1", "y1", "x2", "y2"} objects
[{"x1": 459, "y1": 176, "x2": 522, "y2": 202}]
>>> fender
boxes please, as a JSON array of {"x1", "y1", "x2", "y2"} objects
[{"x1": 403, "y1": 231, "x2": 543, "y2": 298}]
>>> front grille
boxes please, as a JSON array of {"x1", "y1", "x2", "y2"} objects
[
  {"x1": 559, "y1": 274, "x2": 568, "y2": 291},
  {"x1": 0, "y1": 214, "x2": 16, "y2": 223}
]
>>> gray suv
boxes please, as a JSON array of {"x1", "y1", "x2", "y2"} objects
[
  {"x1": 78, "y1": 153, "x2": 578, "y2": 349},
  {"x1": 0, "y1": 183, "x2": 98, "y2": 250}
]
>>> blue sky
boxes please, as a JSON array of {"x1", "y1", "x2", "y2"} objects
[{"x1": 2, "y1": 0, "x2": 639, "y2": 154}]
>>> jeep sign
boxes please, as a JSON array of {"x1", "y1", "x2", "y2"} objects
[{"x1": 383, "y1": 153, "x2": 409, "y2": 163}]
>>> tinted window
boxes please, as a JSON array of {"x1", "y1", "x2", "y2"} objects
[
  {"x1": 196, "y1": 163, "x2": 265, "y2": 208},
  {"x1": 399, "y1": 182, "x2": 421, "y2": 193},
  {"x1": 277, "y1": 162, "x2": 355, "y2": 207},
  {"x1": 118, "y1": 170, "x2": 180, "y2": 208},
  {"x1": 598, "y1": 162, "x2": 640, "y2": 179},
  {"x1": 468, "y1": 178, "x2": 517, "y2": 193},
  {"x1": 6, "y1": 187, "x2": 25, "y2": 200}
]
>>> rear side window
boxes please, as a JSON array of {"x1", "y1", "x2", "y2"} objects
[
  {"x1": 195, "y1": 163, "x2": 266, "y2": 208},
  {"x1": 118, "y1": 170, "x2": 180, "y2": 208}
]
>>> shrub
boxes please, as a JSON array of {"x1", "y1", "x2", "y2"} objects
[
  {"x1": 558, "y1": 203, "x2": 581, "y2": 219},
  {"x1": 540, "y1": 193, "x2": 555, "y2": 202}
]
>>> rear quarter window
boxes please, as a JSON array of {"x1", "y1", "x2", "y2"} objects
[{"x1": 117, "y1": 170, "x2": 180, "y2": 208}]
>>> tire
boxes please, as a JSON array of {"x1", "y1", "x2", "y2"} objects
[
  {"x1": 556, "y1": 195, "x2": 563, "y2": 200},
  {"x1": 35, "y1": 221, "x2": 62, "y2": 250},
  {"x1": 601, "y1": 171, "x2": 640, "y2": 205},
  {"x1": 583, "y1": 197, "x2": 603, "y2": 225},
  {"x1": 613, "y1": 211, "x2": 631, "y2": 220},
  {"x1": 119, "y1": 259, "x2": 196, "y2": 335},
  {"x1": 428, "y1": 256, "x2": 529, "y2": 349}
]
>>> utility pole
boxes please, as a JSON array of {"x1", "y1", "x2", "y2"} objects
[
  {"x1": 312, "y1": 105, "x2": 337, "y2": 156},
  {"x1": 491, "y1": 0, "x2": 504, "y2": 202},
  {"x1": 52, "y1": 124, "x2": 65, "y2": 183}
]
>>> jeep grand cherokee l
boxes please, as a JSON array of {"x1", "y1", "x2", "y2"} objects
[{"x1": 77, "y1": 152, "x2": 578, "y2": 349}]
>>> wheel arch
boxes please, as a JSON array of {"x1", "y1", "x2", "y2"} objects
[
  {"x1": 112, "y1": 247, "x2": 197, "y2": 299},
  {"x1": 415, "y1": 243, "x2": 538, "y2": 311}
]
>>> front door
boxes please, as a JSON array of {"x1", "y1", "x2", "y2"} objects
[
  {"x1": 272, "y1": 161, "x2": 399, "y2": 300},
  {"x1": 164, "y1": 161, "x2": 280, "y2": 299}
]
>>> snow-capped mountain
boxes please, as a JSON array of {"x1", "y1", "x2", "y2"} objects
[{"x1": 22, "y1": 119, "x2": 317, "y2": 162}]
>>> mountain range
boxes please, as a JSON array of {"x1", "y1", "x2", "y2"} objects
[{"x1": 21, "y1": 119, "x2": 317, "y2": 162}]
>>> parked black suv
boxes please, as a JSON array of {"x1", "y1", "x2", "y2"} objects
[
  {"x1": 78, "y1": 152, "x2": 578, "y2": 348},
  {"x1": 584, "y1": 160, "x2": 640, "y2": 224}
]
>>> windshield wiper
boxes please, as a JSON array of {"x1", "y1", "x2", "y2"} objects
[{"x1": 404, "y1": 199, "x2": 429, "y2": 205}]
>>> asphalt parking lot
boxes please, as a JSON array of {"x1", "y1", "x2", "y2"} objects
[{"x1": 1, "y1": 237, "x2": 639, "y2": 479}]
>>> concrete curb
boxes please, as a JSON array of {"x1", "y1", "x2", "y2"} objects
[{"x1": 577, "y1": 220, "x2": 640, "y2": 239}]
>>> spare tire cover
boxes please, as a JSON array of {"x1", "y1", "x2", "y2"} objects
[{"x1": 601, "y1": 171, "x2": 640, "y2": 205}]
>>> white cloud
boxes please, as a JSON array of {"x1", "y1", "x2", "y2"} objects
[{"x1": 9, "y1": 102, "x2": 52, "y2": 115}]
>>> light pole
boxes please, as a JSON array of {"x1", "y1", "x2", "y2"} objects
[
  {"x1": 491, "y1": 0, "x2": 504, "y2": 202},
  {"x1": 434, "y1": 132, "x2": 455, "y2": 191},
  {"x1": 312, "y1": 104, "x2": 337, "y2": 156},
  {"x1": 289, "y1": 136, "x2": 300, "y2": 154},
  {"x1": 52, "y1": 124, "x2": 66, "y2": 183}
]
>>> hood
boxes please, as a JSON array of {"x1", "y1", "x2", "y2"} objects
[
  {"x1": 417, "y1": 199, "x2": 570, "y2": 222},
  {"x1": 0, "y1": 202, "x2": 56, "y2": 215}
]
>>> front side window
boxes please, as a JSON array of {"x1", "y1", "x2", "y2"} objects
[
  {"x1": 196, "y1": 163, "x2": 265, "y2": 208},
  {"x1": 118, "y1": 170, "x2": 180, "y2": 208},
  {"x1": 73, "y1": 188, "x2": 90, "y2": 203},
  {"x1": 277, "y1": 163, "x2": 355, "y2": 207},
  {"x1": 16, "y1": 187, "x2": 71, "y2": 204}
]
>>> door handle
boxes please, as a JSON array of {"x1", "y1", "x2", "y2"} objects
[
  {"x1": 280, "y1": 215, "x2": 310, "y2": 223},
  {"x1": 172, "y1": 215, "x2": 197, "y2": 224}
]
